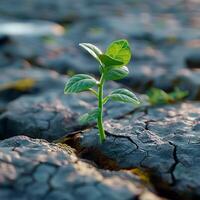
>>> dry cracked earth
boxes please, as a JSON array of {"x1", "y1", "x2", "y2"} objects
[{"x1": 0, "y1": 0, "x2": 200, "y2": 200}]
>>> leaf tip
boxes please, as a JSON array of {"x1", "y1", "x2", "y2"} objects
[
  {"x1": 63, "y1": 89, "x2": 68, "y2": 95},
  {"x1": 78, "y1": 43, "x2": 84, "y2": 47}
]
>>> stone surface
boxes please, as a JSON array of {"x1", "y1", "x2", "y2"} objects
[
  {"x1": 0, "y1": 67, "x2": 65, "y2": 111},
  {"x1": 0, "y1": 34, "x2": 49, "y2": 61},
  {"x1": 0, "y1": 135, "x2": 165, "y2": 200},
  {"x1": 0, "y1": 80, "x2": 138, "y2": 141},
  {"x1": 69, "y1": 102, "x2": 200, "y2": 199},
  {"x1": 0, "y1": 0, "x2": 199, "y2": 26},
  {"x1": 174, "y1": 68, "x2": 200, "y2": 100},
  {"x1": 185, "y1": 51, "x2": 200, "y2": 69},
  {"x1": 0, "y1": 0, "x2": 199, "y2": 199},
  {"x1": 0, "y1": 0, "x2": 85, "y2": 21},
  {"x1": 0, "y1": 20, "x2": 64, "y2": 37},
  {"x1": 0, "y1": 20, "x2": 64, "y2": 66},
  {"x1": 37, "y1": 39, "x2": 102, "y2": 75}
]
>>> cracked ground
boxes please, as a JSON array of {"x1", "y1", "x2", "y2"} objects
[
  {"x1": 0, "y1": 0, "x2": 200, "y2": 199},
  {"x1": 67, "y1": 102, "x2": 200, "y2": 200}
]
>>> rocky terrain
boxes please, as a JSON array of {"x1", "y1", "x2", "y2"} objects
[
  {"x1": 0, "y1": 0, "x2": 199, "y2": 199},
  {"x1": 0, "y1": 135, "x2": 166, "y2": 200}
]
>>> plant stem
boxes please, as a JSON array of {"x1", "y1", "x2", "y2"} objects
[{"x1": 97, "y1": 73, "x2": 106, "y2": 143}]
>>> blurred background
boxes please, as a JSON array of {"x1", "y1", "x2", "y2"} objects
[{"x1": 0, "y1": 0, "x2": 200, "y2": 110}]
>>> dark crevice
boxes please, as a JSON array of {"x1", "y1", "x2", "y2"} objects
[
  {"x1": 147, "y1": 142, "x2": 181, "y2": 200},
  {"x1": 56, "y1": 130, "x2": 120, "y2": 170},
  {"x1": 148, "y1": 173, "x2": 180, "y2": 200},
  {"x1": 0, "y1": 115, "x2": 9, "y2": 140},
  {"x1": 144, "y1": 119, "x2": 157, "y2": 131},
  {"x1": 168, "y1": 142, "x2": 179, "y2": 186},
  {"x1": 79, "y1": 147, "x2": 121, "y2": 170}
]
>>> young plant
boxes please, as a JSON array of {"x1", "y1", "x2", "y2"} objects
[
  {"x1": 147, "y1": 87, "x2": 188, "y2": 105},
  {"x1": 64, "y1": 39, "x2": 140, "y2": 143}
]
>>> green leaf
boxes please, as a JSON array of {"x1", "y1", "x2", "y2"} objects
[
  {"x1": 64, "y1": 74, "x2": 97, "y2": 94},
  {"x1": 105, "y1": 88, "x2": 140, "y2": 105},
  {"x1": 106, "y1": 39, "x2": 131, "y2": 65},
  {"x1": 104, "y1": 66, "x2": 129, "y2": 81},
  {"x1": 147, "y1": 88, "x2": 174, "y2": 105},
  {"x1": 147, "y1": 88, "x2": 172, "y2": 105},
  {"x1": 99, "y1": 54, "x2": 123, "y2": 67},
  {"x1": 147, "y1": 87, "x2": 188, "y2": 105},
  {"x1": 79, "y1": 43, "x2": 102, "y2": 64},
  {"x1": 147, "y1": 88, "x2": 188, "y2": 105},
  {"x1": 169, "y1": 87, "x2": 188, "y2": 101},
  {"x1": 79, "y1": 108, "x2": 99, "y2": 124}
]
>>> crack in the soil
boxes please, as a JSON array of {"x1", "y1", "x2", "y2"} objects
[
  {"x1": 105, "y1": 130, "x2": 139, "y2": 150},
  {"x1": 168, "y1": 142, "x2": 179, "y2": 187},
  {"x1": 54, "y1": 104, "x2": 200, "y2": 200}
]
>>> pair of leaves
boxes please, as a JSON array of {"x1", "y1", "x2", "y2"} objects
[
  {"x1": 79, "y1": 41, "x2": 128, "y2": 67},
  {"x1": 79, "y1": 40, "x2": 131, "y2": 81},
  {"x1": 104, "y1": 88, "x2": 140, "y2": 105},
  {"x1": 64, "y1": 74, "x2": 97, "y2": 94}
]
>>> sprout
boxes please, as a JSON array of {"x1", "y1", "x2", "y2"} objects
[{"x1": 64, "y1": 39, "x2": 140, "y2": 143}]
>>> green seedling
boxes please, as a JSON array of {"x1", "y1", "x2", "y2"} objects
[
  {"x1": 147, "y1": 87, "x2": 188, "y2": 105},
  {"x1": 64, "y1": 39, "x2": 140, "y2": 143}
]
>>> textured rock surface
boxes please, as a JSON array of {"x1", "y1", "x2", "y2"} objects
[
  {"x1": 174, "y1": 69, "x2": 200, "y2": 100},
  {"x1": 68, "y1": 102, "x2": 200, "y2": 199},
  {"x1": 0, "y1": 34, "x2": 50, "y2": 62},
  {"x1": 36, "y1": 38, "x2": 101, "y2": 75},
  {"x1": 0, "y1": 135, "x2": 165, "y2": 200},
  {"x1": 185, "y1": 51, "x2": 200, "y2": 69},
  {"x1": 0, "y1": 0, "x2": 199, "y2": 199},
  {"x1": 0, "y1": 0, "x2": 199, "y2": 25},
  {"x1": 0, "y1": 20, "x2": 64, "y2": 37},
  {"x1": 0, "y1": 68, "x2": 66, "y2": 111},
  {"x1": 0, "y1": 81, "x2": 138, "y2": 141}
]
